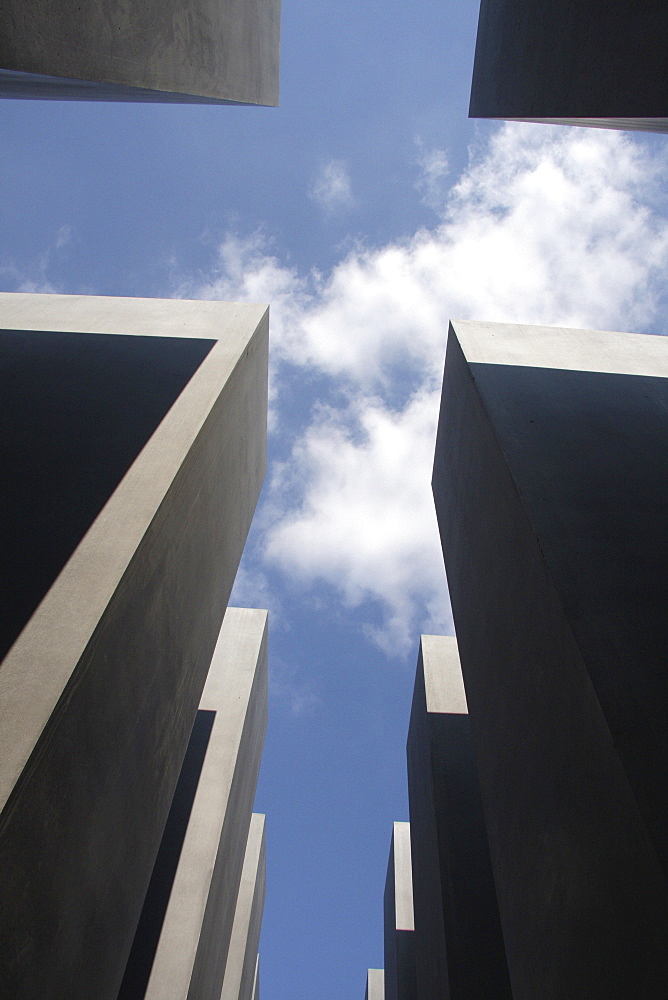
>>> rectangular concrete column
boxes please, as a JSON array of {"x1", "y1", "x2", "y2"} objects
[
  {"x1": 383, "y1": 822, "x2": 417, "y2": 1000},
  {"x1": 432, "y1": 319, "x2": 668, "y2": 999},
  {"x1": 406, "y1": 635, "x2": 510, "y2": 1000},
  {"x1": 118, "y1": 608, "x2": 268, "y2": 1000},
  {"x1": 365, "y1": 969, "x2": 385, "y2": 1000},
  {"x1": 220, "y1": 813, "x2": 267, "y2": 1000},
  {"x1": 0, "y1": 293, "x2": 268, "y2": 1000},
  {"x1": 469, "y1": 0, "x2": 668, "y2": 131},
  {"x1": 0, "y1": 0, "x2": 280, "y2": 103}
]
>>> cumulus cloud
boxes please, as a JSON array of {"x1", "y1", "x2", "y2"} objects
[
  {"x1": 309, "y1": 159, "x2": 354, "y2": 213},
  {"x1": 186, "y1": 123, "x2": 668, "y2": 656},
  {"x1": 266, "y1": 391, "x2": 451, "y2": 655},
  {"x1": 414, "y1": 140, "x2": 450, "y2": 212}
]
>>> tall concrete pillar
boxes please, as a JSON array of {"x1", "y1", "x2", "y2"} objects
[
  {"x1": 365, "y1": 969, "x2": 385, "y2": 1000},
  {"x1": 0, "y1": 293, "x2": 268, "y2": 1000},
  {"x1": 433, "y1": 319, "x2": 668, "y2": 999},
  {"x1": 406, "y1": 635, "x2": 510, "y2": 1000},
  {"x1": 0, "y1": 0, "x2": 280, "y2": 103},
  {"x1": 219, "y1": 813, "x2": 267, "y2": 1000},
  {"x1": 118, "y1": 608, "x2": 268, "y2": 1000},
  {"x1": 469, "y1": 0, "x2": 668, "y2": 132},
  {"x1": 383, "y1": 822, "x2": 417, "y2": 1000}
]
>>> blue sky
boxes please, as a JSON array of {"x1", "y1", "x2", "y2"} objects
[{"x1": 3, "y1": 1, "x2": 668, "y2": 998}]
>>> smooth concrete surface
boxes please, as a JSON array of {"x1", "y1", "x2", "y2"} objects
[
  {"x1": 118, "y1": 610, "x2": 268, "y2": 1000},
  {"x1": 0, "y1": 293, "x2": 268, "y2": 1000},
  {"x1": 383, "y1": 822, "x2": 416, "y2": 1000},
  {"x1": 469, "y1": 0, "x2": 668, "y2": 131},
  {"x1": 433, "y1": 319, "x2": 668, "y2": 999},
  {"x1": 365, "y1": 969, "x2": 385, "y2": 1000},
  {"x1": 0, "y1": 0, "x2": 280, "y2": 104},
  {"x1": 406, "y1": 636, "x2": 510, "y2": 1000},
  {"x1": 219, "y1": 813, "x2": 267, "y2": 1000}
]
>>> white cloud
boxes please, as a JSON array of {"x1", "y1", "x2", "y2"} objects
[
  {"x1": 266, "y1": 391, "x2": 451, "y2": 655},
  {"x1": 1, "y1": 225, "x2": 76, "y2": 293},
  {"x1": 55, "y1": 225, "x2": 73, "y2": 250},
  {"x1": 309, "y1": 159, "x2": 354, "y2": 213},
  {"x1": 187, "y1": 123, "x2": 668, "y2": 658},
  {"x1": 414, "y1": 140, "x2": 450, "y2": 212}
]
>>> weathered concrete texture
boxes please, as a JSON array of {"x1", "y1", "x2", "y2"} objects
[
  {"x1": 433, "y1": 319, "x2": 668, "y2": 999},
  {"x1": 118, "y1": 609, "x2": 268, "y2": 1000},
  {"x1": 469, "y1": 0, "x2": 668, "y2": 131},
  {"x1": 365, "y1": 969, "x2": 385, "y2": 1000},
  {"x1": 220, "y1": 813, "x2": 267, "y2": 1000},
  {"x1": 0, "y1": 0, "x2": 280, "y2": 104},
  {"x1": 383, "y1": 822, "x2": 417, "y2": 1000},
  {"x1": 406, "y1": 636, "x2": 510, "y2": 1000},
  {"x1": 0, "y1": 293, "x2": 268, "y2": 1000}
]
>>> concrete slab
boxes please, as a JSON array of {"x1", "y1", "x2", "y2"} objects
[
  {"x1": 219, "y1": 813, "x2": 267, "y2": 1000},
  {"x1": 383, "y1": 822, "x2": 416, "y2": 1000},
  {"x1": 365, "y1": 969, "x2": 385, "y2": 1000},
  {"x1": 0, "y1": 293, "x2": 268, "y2": 1000},
  {"x1": 469, "y1": 0, "x2": 668, "y2": 131},
  {"x1": 119, "y1": 611, "x2": 267, "y2": 1000},
  {"x1": 433, "y1": 319, "x2": 668, "y2": 998},
  {"x1": 0, "y1": 0, "x2": 280, "y2": 104},
  {"x1": 406, "y1": 636, "x2": 510, "y2": 1000}
]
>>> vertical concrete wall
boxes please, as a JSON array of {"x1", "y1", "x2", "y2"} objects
[
  {"x1": 469, "y1": 0, "x2": 668, "y2": 131},
  {"x1": 119, "y1": 609, "x2": 268, "y2": 1000},
  {"x1": 433, "y1": 319, "x2": 668, "y2": 999},
  {"x1": 406, "y1": 635, "x2": 510, "y2": 1000},
  {"x1": 219, "y1": 813, "x2": 267, "y2": 1000},
  {"x1": 0, "y1": 0, "x2": 280, "y2": 103},
  {"x1": 0, "y1": 294, "x2": 268, "y2": 1000},
  {"x1": 383, "y1": 822, "x2": 417, "y2": 1000}
]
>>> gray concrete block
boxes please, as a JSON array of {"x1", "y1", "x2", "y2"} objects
[
  {"x1": 0, "y1": 0, "x2": 280, "y2": 104},
  {"x1": 0, "y1": 293, "x2": 268, "y2": 1000},
  {"x1": 220, "y1": 813, "x2": 267, "y2": 1000},
  {"x1": 119, "y1": 610, "x2": 268, "y2": 1000},
  {"x1": 366, "y1": 969, "x2": 385, "y2": 1000},
  {"x1": 433, "y1": 319, "x2": 668, "y2": 999},
  {"x1": 383, "y1": 822, "x2": 417, "y2": 1000},
  {"x1": 469, "y1": 0, "x2": 668, "y2": 131},
  {"x1": 406, "y1": 636, "x2": 510, "y2": 1000}
]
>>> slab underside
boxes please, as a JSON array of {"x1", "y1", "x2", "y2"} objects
[
  {"x1": 406, "y1": 637, "x2": 510, "y2": 1000},
  {"x1": 0, "y1": 294, "x2": 268, "y2": 1000},
  {"x1": 470, "y1": 0, "x2": 668, "y2": 130},
  {"x1": 433, "y1": 320, "x2": 668, "y2": 998},
  {"x1": 0, "y1": 0, "x2": 280, "y2": 104}
]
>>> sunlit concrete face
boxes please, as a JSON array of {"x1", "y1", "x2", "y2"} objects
[
  {"x1": 469, "y1": 0, "x2": 668, "y2": 132},
  {"x1": 0, "y1": 0, "x2": 280, "y2": 104},
  {"x1": 406, "y1": 635, "x2": 510, "y2": 1000},
  {"x1": 383, "y1": 822, "x2": 416, "y2": 1000},
  {"x1": 219, "y1": 812, "x2": 267, "y2": 1000},
  {"x1": 119, "y1": 610, "x2": 268, "y2": 1000},
  {"x1": 433, "y1": 319, "x2": 668, "y2": 999},
  {"x1": 0, "y1": 293, "x2": 268, "y2": 1000},
  {"x1": 365, "y1": 969, "x2": 385, "y2": 1000}
]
